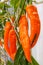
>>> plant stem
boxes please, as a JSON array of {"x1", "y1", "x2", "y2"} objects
[
  {"x1": 12, "y1": 0, "x2": 26, "y2": 46},
  {"x1": 14, "y1": 0, "x2": 26, "y2": 27}
]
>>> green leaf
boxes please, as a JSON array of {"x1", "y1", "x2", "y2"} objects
[
  {"x1": 0, "y1": 2, "x2": 11, "y2": 9},
  {"x1": 6, "y1": 60, "x2": 13, "y2": 65},
  {"x1": 10, "y1": 0, "x2": 21, "y2": 11},
  {"x1": 14, "y1": 45, "x2": 39, "y2": 65},
  {"x1": 0, "y1": 21, "x2": 3, "y2": 29},
  {"x1": 0, "y1": 21, "x2": 4, "y2": 38},
  {"x1": 19, "y1": 55, "x2": 29, "y2": 65},
  {"x1": 31, "y1": 56, "x2": 39, "y2": 65},
  {"x1": 14, "y1": 46, "x2": 23, "y2": 65},
  {"x1": 10, "y1": 0, "x2": 16, "y2": 7},
  {"x1": 10, "y1": 0, "x2": 25, "y2": 12},
  {"x1": 0, "y1": 10, "x2": 6, "y2": 15},
  {"x1": 4, "y1": 4, "x2": 11, "y2": 8},
  {"x1": 26, "y1": 0, "x2": 32, "y2": 4},
  {"x1": 10, "y1": 0, "x2": 20, "y2": 7},
  {"x1": 14, "y1": 46, "x2": 31, "y2": 65},
  {"x1": 0, "y1": 2, "x2": 4, "y2": 9},
  {"x1": 14, "y1": 0, "x2": 25, "y2": 26},
  {"x1": 0, "y1": 30, "x2": 4, "y2": 39}
]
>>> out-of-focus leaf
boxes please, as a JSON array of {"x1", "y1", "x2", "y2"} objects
[
  {"x1": 3, "y1": 19, "x2": 6, "y2": 26},
  {"x1": 14, "y1": 0, "x2": 25, "y2": 26},
  {"x1": 10, "y1": 0, "x2": 20, "y2": 7},
  {"x1": 0, "y1": 30, "x2": 4, "y2": 39},
  {"x1": 0, "y1": 2, "x2": 11, "y2": 9},
  {"x1": 26, "y1": 0, "x2": 32, "y2": 4},
  {"x1": 0, "y1": 2, "x2": 4, "y2": 9},
  {"x1": 10, "y1": 0, "x2": 21, "y2": 11},
  {"x1": 0, "y1": 21, "x2": 4, "y2": 38},
  {"x1": 10, "y1": 0, "x2": 25, "y2": 12},
  {"x1": 0, "y1": 21, "x2": 3, "y2": 29},
  {"x1": 6, "y1": 60, "x2": 13, "y2": 65},
  {"x1": 4, "y1": 4, "x2": 11, "y2": 8},
  {"x1": 20, "y1": 0, "x2": 25, "y2": 8},
  {"x1": 0, "y1": 59, "x2": 4, "y2": 65},
  {"x1": 0, "y1": 10, "x2": 6, "y2": 15}
]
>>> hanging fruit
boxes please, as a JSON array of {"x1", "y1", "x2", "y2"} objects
[
  {"x1": 26, "y1": 5, "x2": 40, "y2": 48},
  {"x1": 4, "y1": 21, "x2": 12, "y2": 57},
  {"x1": 4, "y1": 21, "x2": 17, "y2": 61},
  {"x1": 19, "y1": 15, "x2": 31, "y2": 63},
  {"x1": 0, "y1": 0, "x2": 42, "y2": 65},
  {"x1": 9, "y1": 27, "x2": 17, "y2": 60}
]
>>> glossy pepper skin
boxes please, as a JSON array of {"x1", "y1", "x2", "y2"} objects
[
  {"x1": 4, "y1": 21, "x2": 11, "y2": 57},
  {"x1": 26, "y1": 5, "x2": 40, "y2": 48},
  {"x1": 9, "y1": 28, "x2": 17, "y2": 60},
  {"x1": 19, "y1": 15, "x2": 31, "y2": 63},
  {"x1": 4, "y1": 21, "x2": 17, "y2": 61}
]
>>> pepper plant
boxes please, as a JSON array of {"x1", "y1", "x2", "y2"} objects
[{"x1": 0, "y1": 0, "x2": 43, "y2": 65}]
